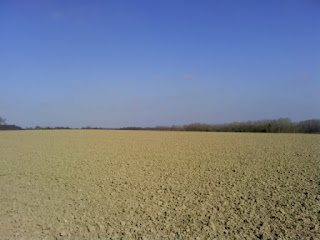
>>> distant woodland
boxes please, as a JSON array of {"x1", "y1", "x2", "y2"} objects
[
  {"x1": 0, "y1": 117, "x2": 22, "y2": 130},
  {"x1": 0, "y1": 116, "x2": 319, "y2": 133},
  {"x1": 120, "y1": 118, "x2": 320, "y2": 133}
]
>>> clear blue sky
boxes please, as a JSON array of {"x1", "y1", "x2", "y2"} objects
[{"x1": 1, "y1": 0, "x2": 319, "y2": 128}]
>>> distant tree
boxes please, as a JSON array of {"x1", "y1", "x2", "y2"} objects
[
  {"x1": 154, "y1": 126, "x2": 170, "y2": 131},
  {"x1": 297, "y1": 119, "x2": 320, "y2": 133},
  {"x1": 183, "y1": 123, "x2": 212, "y2": 131},
  {"x1": 0, "y1": 125, "x2": 22, "y2": 130},
  {"x1": 170, "y1": 125, "x2": 182, "y2": 131},
  {"x1": 0, "y1": 116, "x2": 6, "y2": 125}
]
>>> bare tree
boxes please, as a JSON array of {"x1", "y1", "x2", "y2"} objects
[{"x1": 0, "y1": 116, "x2": 6, "y2": 125}]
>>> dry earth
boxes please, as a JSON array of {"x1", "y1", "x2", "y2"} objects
[{"x1": 0, "y1": 130, "x2": 319, "y2": 239}]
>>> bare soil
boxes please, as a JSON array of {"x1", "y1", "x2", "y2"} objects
[{"x1": 0, "y1": 130, "x2": 319, "y2": 239}]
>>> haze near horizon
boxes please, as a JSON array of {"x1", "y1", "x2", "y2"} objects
[{"x1": 1, "y1": 1, "x2": 319, "y2": 128}]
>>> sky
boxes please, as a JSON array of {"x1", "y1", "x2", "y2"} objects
[{"x1": 0, "y1": 0, "x2": 319, "y2": 128}]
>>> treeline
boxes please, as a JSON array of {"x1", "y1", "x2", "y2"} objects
[
  {"x1": 0, "y1": 117, "x2": 23, "y2": 130},
  {"x1": 81, "y1": 126, "x2": 113, "y2": 130},
  {"x1": 25, "y1": 126, "x2": 113, "y2": 130},
  {"x1": 120, "y1": 118, "x2": 320, "y2": 133},
  {"x1": 25, "y1": 126, "x2": 72, "y2": 130},
  {"x1": 1, "y1": 116, "x2": 320, "y2": 133},
  {"x1": 0, "y1": 125, "x2": 23, "y2": 130}
]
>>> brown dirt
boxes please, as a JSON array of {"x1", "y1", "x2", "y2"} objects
[{"x1": 0, "y1": 130, "x2": 319, "y2": 239}]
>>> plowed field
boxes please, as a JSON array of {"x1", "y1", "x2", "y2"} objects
[{"x1": 0, "y1": 130, "x2": 319, "y2": 239}]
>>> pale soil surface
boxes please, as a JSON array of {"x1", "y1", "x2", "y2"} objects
[{"x1": 0, "y1": 130, "x2": 319, "y2": 239}]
